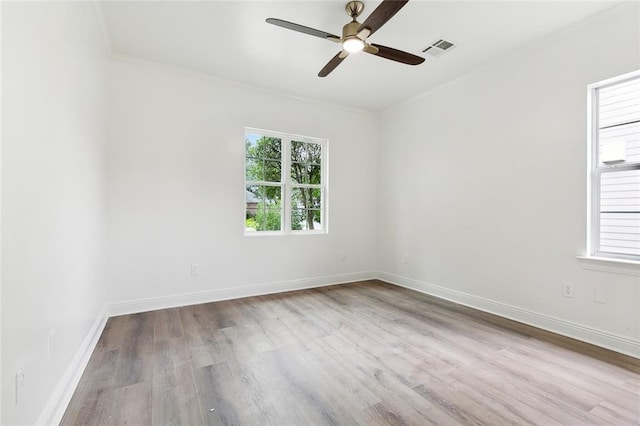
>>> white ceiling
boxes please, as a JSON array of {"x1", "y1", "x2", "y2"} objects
[{"x1": 98, "y1": 1, "x2": 621, "y2": 112}]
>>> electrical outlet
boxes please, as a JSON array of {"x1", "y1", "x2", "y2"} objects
[
  {"x1": 403, "y1": 255, "x2": 410, "y2": 264},
  {"x1": 562, "y1": 282, "x2": 575, "y2": 298},
  {"x1": 15, "y1": 366, "x2": 25, "y2": 405},
  {"x1": 190, "y1": 264, "x2": 200, "y2": 276},
  {"x1": 340, "y1": 252, "x2": 347, "y2": 262},
  {"x1": 594, "y1": 285, "x2": 607, "y2": 304}
]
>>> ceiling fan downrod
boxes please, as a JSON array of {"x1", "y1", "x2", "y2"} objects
[{"x1": 345, "y1": 1, "x2": 365, "y2": 20}]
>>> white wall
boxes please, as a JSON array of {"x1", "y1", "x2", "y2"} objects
[
  {"x1": 107, "y1": 57, "x2": 378, "y2": 308},
  {"x1": 1, "y1": 2, "x2": 108, "y2": 424},
  {"x1": 377, "y1": 3, "x2": 640, "y2": 355}
]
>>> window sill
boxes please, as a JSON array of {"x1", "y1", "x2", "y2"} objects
[
  {"x1": 244, "y1": 231, "x2": 327, "y2": 237},
  {"x1": 576, "y1": 256, "x2": 640, "y2": 276}
]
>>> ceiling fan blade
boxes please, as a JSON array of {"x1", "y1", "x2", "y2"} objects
[
  {"x1": 318, "y1": 51, "x2": 348, "y2": 77},
  {"x1": 266, "y1": 18, "x2": 341, "y2": 42},
  {"x1": 366, "y1": 43, "x2": 424, "y2": 65},
  {"x1": 358, "y1": 0, "x2": 409, "y2": 37}
]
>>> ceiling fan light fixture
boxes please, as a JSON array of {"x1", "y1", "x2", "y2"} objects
[{"x1": 343, "y1": 37, "x2": 364, "y2": 53}]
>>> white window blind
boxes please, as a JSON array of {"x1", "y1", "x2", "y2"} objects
[{"x1": 592, "y1": 73, "x2": 640, "y2": 260}]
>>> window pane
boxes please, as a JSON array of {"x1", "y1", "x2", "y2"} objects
[
  {"x1": 261, "y1": 208, "x2": 282, "y2": 231},
  {"x1": 291, "y1": 187, "x2": 322, "y2": 230},
  {"x1": 599, "y1": 78, "x2": 640, "y2": 128},
  {"x1": 291, "y1": 163, "x2": 322, "y2": 184},
  {"x1": 246, "y1": 134, "x2": 283, "y2": 183},
  {"x1": 291, "y1": 140, "x2": 322, "y2": 184},
  {"x1": 246, "y1": 159, "x2": 282, "y2": 182},
  {"x1": 597, "y1": 76, "x2": 640, "y2": 167},
  {"x1": 245, "y1": 158, "x2": 260, "y2": 181},
  {"x1": 245, "y1": 185, "x2": 282, "y2": 232},
  {"x1": 263, "y1": 160, "x2": 282, "y2": 182},
  {"x1": 599, "y1": 122, "x2": 640, "y2": 166},
  {"x1": 252, "y1": 185, "x2": 281, "y2": 203},
  {"x1": 292, "y1": 209, "x2": 323, "y2": 231},
  {"x1": 246, "y1": 135, "x2": 282, "y2": 161},
  {"x1": 599, "y1": 169, "x2": 640, "y2": 256},
  {"x1": 291, "y1": 141, "x2": 321, "y2": 164},
  {"x1": 292, "y1": 187, "x2": 321, "y2": 208},
  {"x1": 245, "y1": 185, "x2": 260, "y2": 218}
]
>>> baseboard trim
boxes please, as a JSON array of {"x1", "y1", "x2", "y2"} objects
[
  {"x1": 36, "y1": 307, "x2": 108, "y2": 426},
  {"x1": 377, "y1": 271, "x2": 640, "y2": 359},
  {"x1": 107, "y1": 271, "x2": 377, "y2": 317}
]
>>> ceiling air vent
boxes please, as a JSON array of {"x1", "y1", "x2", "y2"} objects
[{"x1": 422, "y1": 39, "x2": 456, "y2": 58}]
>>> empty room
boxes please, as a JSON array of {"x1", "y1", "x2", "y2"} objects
[{"x1": 1, "y1": 0, "x2": 639, "y2": 424}]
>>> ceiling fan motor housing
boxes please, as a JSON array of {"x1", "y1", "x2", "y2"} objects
[{"x1": 343, "y1": 21, "x2": 363, "y2": 40}]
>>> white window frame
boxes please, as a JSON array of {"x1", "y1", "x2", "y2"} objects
[
  {"x1": 244, "y1": 127, "x2": 328, "y2": 236},
  {"x1": 586, "y1": 70, "x2": 640, "y2": 263}
]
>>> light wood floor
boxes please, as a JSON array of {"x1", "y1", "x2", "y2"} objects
[{"x1": 61, "y1": 280, "x2": 640, "y2": 425}]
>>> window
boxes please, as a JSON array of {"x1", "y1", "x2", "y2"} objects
[
  {"x1": 244, "y1": 128, "x2": 327, "y2": 234},
  {"x1": 588, "y1": 70, "x2": 640, "y2": 261}
]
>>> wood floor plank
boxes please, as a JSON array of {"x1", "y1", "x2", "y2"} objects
[
  {"x1": 63, "y1": 280, "x2": 640, "y2": 426},
  {"x1": 361, "y1": 402, "x2": 412, "y2": 426},
  {"x1": 151, "y1": 362, "x2": 203, "y2": 426},
  {"x1": 193, "y1": 360, "x2": 273, "y2": 425},
  {"x1": 446, "y1": 369, "x2": 564, "y2": 426},
  {"x1": 500, "y1": 344, "x2": 637, "y2": 407},
  {"x1": 295, "y1": 344, "x2": 381, "y2": 410},
  {"x1": 317, "y1": 331, "x2": 468, "y2": 425},
  {"x1": 95, "y1": 315, "x2": 129, "y2": 352},
  {"x1": 591, "y1": 399, "x2": 640, "y2": 424},
  {"x1": 152, "y1": 338, "x2": 190, "y2": 389},
  {"x1": 99, "y1": 383, "x2": 152, "y2": 426},
  {"x1": 489, "y1": 350, "x2": 603, "y2": 411},
  {"x1": 448, "y1": 365, "x2": 554, "y2": 424},
  {"x1": 248, "y1": 347, "x2": 361, "y2": 425},
  {"x1": 199, "y1": 300, "x2": 240, "y2": 329},
  {"x1": 112, "y1": 312, "x2": 155, "y2": 388},
  {"x1": 60, "y1": 349, "x2": 119, "y2": 426},
  {"x1": 152, "y1": 308, "x2": 184, "y2": 342}
]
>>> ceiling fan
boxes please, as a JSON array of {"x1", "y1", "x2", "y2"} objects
[{"x1": 266, "y1": 0, "x2": 425, "y2": 77}]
